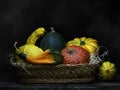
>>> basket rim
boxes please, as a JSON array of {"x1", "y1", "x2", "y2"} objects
[
  {"x1": 8, "y1": 54, "x2": 99, "y2": 68},
  {"x1": 11, "y1": 62, "x2": 99, "y2": 68}
]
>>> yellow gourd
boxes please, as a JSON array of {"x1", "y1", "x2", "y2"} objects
[
  {"x1": 14, "y1": 27, "x2": 46, "y2": 62},
  {"x1": 99, "y1": 61, "x2": 117, "y2": 80},
  {"x1": 66, "y1": 37, "x2": 98, "y2": 53},
  {"x1": 26, "y1": 27, "x2": 45, "y2": 45},
  {"x1": 15, "y1": 27, "x2": 63, "y2": 64},
  {"x1": 17, "y1": 49, "x2": 54, "y2": 64},
  {"x1": 17, "y1": 49, "x2": 63, "y2": 64}
]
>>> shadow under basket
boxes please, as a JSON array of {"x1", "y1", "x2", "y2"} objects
[{"x1": 8, "y1": 54, "x2": 99, "y2": 83}]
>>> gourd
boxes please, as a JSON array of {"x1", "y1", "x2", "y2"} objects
[
  {"x1": 14, "y1": 27, "x2": 46, "y2": 62},
  {"x1": 61, "y1": 45, "x2": 90, "y2": 64},
  {"x1": 39, "y1": 27, "x2": 66, "y2": 51},
  {"x1": 15, "y1": 27, "x2": 63, "y2": 64},
  {"x1": 99, "y1": 61, "x2": 116, "y2": 80},
  {"x1": 66, "y1": 37, "x2": 98, "y2": 53},
  {"x1": 16, "y1": 49, "x2": 63, "y2": 64},
  {"x1": 26, "y1": 27, "x2": 45, "y2": 45}
]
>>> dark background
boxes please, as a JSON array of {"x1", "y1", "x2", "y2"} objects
[{"x1": 0, "y1": 0, "x2": 120, "y2": 81}]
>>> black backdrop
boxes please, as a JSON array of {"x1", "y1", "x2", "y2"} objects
[{"x1": 0, "y1": 0, "x2": 120, "y2": 77}]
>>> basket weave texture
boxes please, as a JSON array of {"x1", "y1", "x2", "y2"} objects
[{"x1": 8, "y1": 54, "x2": 99, "y2": 83}]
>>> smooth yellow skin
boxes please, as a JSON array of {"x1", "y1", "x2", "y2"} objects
[
  {"x1": 17, "y1": 45, "x2": 43, "y2": 57},
  {"x1": 66, "y1": 37, "x2": 98, "y2": 53}
]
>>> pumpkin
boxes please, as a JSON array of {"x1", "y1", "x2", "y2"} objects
[
  {"x1": 39, "y1": 27, "x2": 66, "y2": 51},
  {"x1": 66, "y1": 37, "x2": 98, "y2": 53},
  {"x1": 61, "y1": 45, "x2": 90, "y2": 64}
]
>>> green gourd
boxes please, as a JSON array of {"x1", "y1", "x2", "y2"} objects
[{"x1": 39, "y1": 27, "x2": 66, "y2": 51}]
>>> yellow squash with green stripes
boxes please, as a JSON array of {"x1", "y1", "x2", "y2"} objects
[
  {"x1": 99, "y1": 61, "x2": 117, "y2": 80},
  {"x1": 66, "y1": 37, "x2": 98, "y2": 53}
]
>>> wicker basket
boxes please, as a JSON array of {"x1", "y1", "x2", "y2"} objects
[{"x1": 8, "y1": 54, "x2": 99, "y2": 83}]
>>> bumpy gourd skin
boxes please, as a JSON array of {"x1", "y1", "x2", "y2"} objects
[
  {"x1": 26, "y1": 27, "x2": 45, "y2": 45},
  {"x1": 61, "y1": 46, "x2": 90, "y2": 64}
]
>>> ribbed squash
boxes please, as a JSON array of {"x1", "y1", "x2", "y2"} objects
[
  {"x1": 39, "y1": 27, "x2": 66, "y2": 51},
  {"x1": 99, "y1": 61, "x2": 116, "y2": 80},
  {"x1": 66, "y1": 37, "x2": 98, "y2": 53}
]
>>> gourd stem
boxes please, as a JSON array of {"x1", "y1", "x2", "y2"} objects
[
  {"x1": 67, "y1": 48, "x2": 74, "y2": 54},
  {"x1": 14, "y1": 41, "x2": 18, "y2": 51},
  {"x1": 80, "y1": 41, "x2": 85, "y2": 45},
  {"x1": 50, "y1": 27, "x2": 55, "y2": 32}
]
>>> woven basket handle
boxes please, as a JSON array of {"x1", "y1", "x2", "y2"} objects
[
  {"x1": 8, "y1": 54, "x2": 32, "y2": 75},
  {"x1": 8, "y1": 54, "x2": 16, "y2": 65},
  {"x1": 97, "y1": 46, "x2": 110, "y2": 61}
]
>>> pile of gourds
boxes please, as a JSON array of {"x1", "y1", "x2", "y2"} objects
[
  {"x1": 14, "y1": 27, "x2": 65, "y2": 64},
  {"x1": 14, "y1": 27, "x2": 116, "y2": 80}
]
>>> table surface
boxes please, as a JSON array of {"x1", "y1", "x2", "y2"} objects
[{"x1": 0, "y1": 71, "x2": 120, "y2": 90}]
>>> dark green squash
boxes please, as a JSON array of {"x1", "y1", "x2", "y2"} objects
[{"x1": 39, "y1": 27, "x2": 66, "y2": 51}]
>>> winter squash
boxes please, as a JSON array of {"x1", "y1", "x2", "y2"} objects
[
  {"x1": 66, "y1": 37, "x2": 98, "y2": 53},
  {"x1": 61, "y1": 45, "x2": 90, "y2": 64},
  {"x1": 99, "y1": 61, "x2": 116, "y2": 80},
  {"x1": 39, "y1": 27, "x2": 66, "y2": 51}
]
